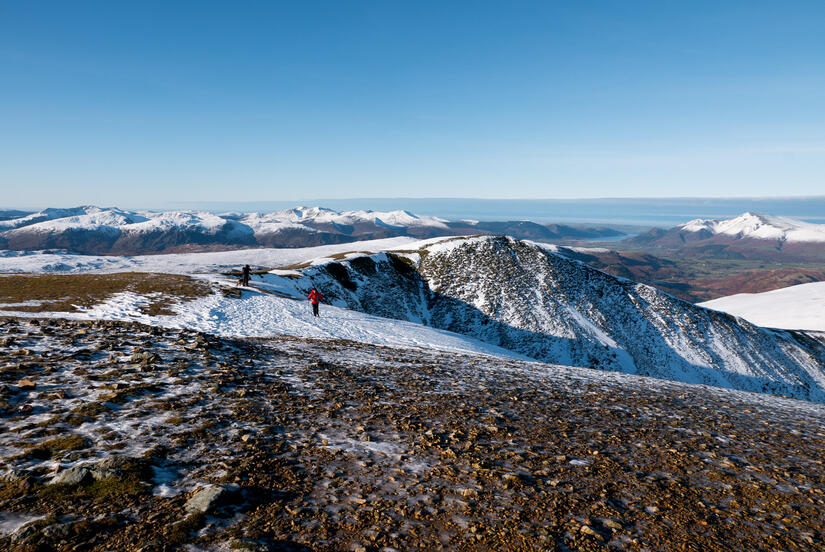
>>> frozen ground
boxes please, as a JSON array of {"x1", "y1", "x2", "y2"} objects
[
  {"x1": 1, "y1": 317, "x2": 824, "y2": 551},
  {"x1": 700, "y1": 281, "x2": 825, "y2": 332}
]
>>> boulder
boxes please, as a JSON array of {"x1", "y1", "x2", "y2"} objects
[
  {"x1": 184, "y1": 484, "x2": 238, "y2": 514},
  {"x1": 50, "y1": 466, "x2": 93, "y2": 486},
  {"x1": 90, "y1": 455, "x2": 149, "y2": 481}
]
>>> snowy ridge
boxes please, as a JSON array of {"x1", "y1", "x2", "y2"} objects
[
  {"x1": 680, "y1": 212, "x2": 825, "y2": 243},
  {"x1": 245, "y1": 235, "x2": 825, "y2": 403},
  {"x1": 0, "y1": 206, "x2": 454, "y2": 254},
  {"x1": 0, "y1": 206, "x2": 106, "y2": 231},
  {"x1": 0, "y1": 206, "x2": 448, "y2": 238},
  {"x1": 267, "y1": 206, "x2": 449, "y2": 228}
]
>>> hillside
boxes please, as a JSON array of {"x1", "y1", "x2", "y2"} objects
[
  {"x1": 253, "y1": 236, "x2": 825, "y2": 402},
  {"x1": 552, "y1": 246, "x2": 825, "y2": 303}
]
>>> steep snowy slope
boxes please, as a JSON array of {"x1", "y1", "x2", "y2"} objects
[
  {"x1": 255, "y1": 236, "x2": 825, "y2": 402},
  {"x1": 700, "y1": 281, "x2": 825, "y2": 332}
]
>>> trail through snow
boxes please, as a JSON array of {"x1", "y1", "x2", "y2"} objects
[{"x1": 1, "y1": 284, "x2": 531, "y2": 362}]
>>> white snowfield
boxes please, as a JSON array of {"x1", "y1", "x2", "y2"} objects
[
  {"x1": 0, "y1": 285, "x2": 531, "y2": 362},
  {"x1": 0, "y1": 237, "x2": 420, "y2": 274},
  {"x1": 700, "y1": 281, "x2": 825, "y2": 332},
  {"x1": 680, "y1": 212, "x2": 825, "y2": 242}
]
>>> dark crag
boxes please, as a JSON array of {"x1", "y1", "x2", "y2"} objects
[{"x1": 0, "y1": 317, "x2": 824, "y2": 551}]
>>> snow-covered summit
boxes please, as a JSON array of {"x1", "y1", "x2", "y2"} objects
[
  {"x1": 0, "y1": 206, "x2": 106, "y2": 231},
  {"x1": 680, "y1": 212, "x2": 825, "y2": 242}
]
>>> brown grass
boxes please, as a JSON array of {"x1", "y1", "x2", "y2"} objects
[
  {"x1": 0, "y1": 272, "x2": 212, "y2": 315},
  {"x1": 25, "y1": 434, "x2": 89, "y2": 459}
]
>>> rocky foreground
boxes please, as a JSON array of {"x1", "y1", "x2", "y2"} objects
[{"x1": 1, "y1": 317, "x2": 824, "y2": 551}]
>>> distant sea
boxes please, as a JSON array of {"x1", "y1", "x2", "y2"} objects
[{"x1": 173, "y1": 197, "x2": 825, "y2": 229}]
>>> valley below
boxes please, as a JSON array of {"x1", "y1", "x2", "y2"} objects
[
  {"x1": 558, "y1": 246, "x2": 825, "y2": 303},
  {"x1": 2, "y1": 317, "x2": 825, "y2": 551}
]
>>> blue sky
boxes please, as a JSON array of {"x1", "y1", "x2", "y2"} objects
[{"x1": 1, "y1": 1, "x2": 824, "y2": 208}]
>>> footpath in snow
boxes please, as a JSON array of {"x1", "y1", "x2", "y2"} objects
[{"x1": 3, "y1": 282, "x2": 531, "y2": 362}]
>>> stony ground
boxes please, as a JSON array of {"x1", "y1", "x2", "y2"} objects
[{"x1": 1, "y1": 316, "x2": 824, "y2": 551}]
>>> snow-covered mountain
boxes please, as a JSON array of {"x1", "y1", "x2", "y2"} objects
[
  {"x1": 680, "y1": 212, "x2": 825, "y2": 242},
  {"x1": 252, "y1": 235, "x2": 825, "y2": 402},
  {"x1": 627, "y1": 212, "x2": 825, "y2": 262},
  {"x1": 700, "y1": 281, "x2": 825, "y2": 332},
  {"x1": 0, "y1": 206, "x2": 621, "y2": 254}
]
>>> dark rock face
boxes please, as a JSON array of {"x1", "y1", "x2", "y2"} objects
[
  {"x1": 1, "y1": 317, "x2": 824, "y2": 551},
  {"x1": 105, "y1": 224, "x2": 258, "y2": 255}
]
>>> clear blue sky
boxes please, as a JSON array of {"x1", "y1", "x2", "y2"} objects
[{"x1": 1, "y1": 1, "x2": 824, "y2": 208}]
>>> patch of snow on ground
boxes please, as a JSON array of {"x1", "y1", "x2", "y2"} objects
[
  {"x1": 699, "y1": 281, "x2": 825, "y2": 331},
  {"x1": 0, "y1": 512, "x2": 46, "y2": 536},
  {"x1": 0, "y1": 284, "x2": 532, "y2": 362}
]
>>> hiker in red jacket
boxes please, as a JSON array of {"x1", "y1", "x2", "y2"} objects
[{"x1": 308, "y1": 288, "x2": 323, "y2": 317}]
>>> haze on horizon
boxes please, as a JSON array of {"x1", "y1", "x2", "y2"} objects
[{"x1": 2, "y1": 1, "x2": 824, "y2": 208}]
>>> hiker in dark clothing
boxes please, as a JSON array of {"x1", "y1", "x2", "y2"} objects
[
  {"x1": 308, "y1": 288, "x2": 323, "y2": 317},
  {"x1": 241, "y1": 264, "x2": 251, "y2": 287}
]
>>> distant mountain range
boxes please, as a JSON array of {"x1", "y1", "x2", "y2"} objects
[
  {"x1": 0, "y1": 206, "x2": 622, "y2": 255},
  {"x1": 0, "y1": 210, "x2": 31, "y2": 222}
]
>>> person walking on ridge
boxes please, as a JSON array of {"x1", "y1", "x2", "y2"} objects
[
  {"x1": 241, "y1": 264, "x2": 251, "y2": 287},
  {"x1": 308, "y1": 288, "x2": 323, "y2": 317}
]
